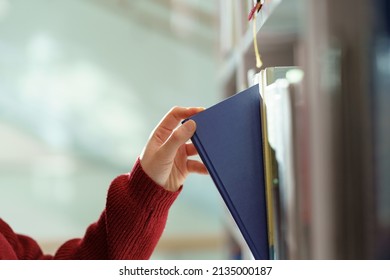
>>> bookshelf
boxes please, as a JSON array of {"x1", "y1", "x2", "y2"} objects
[
  {"x1": 218, "y1": 0, "x2": 306, "y2": 260},
  {"x1": 218, "y1": 0, "x2": 383, "y2": 259}
]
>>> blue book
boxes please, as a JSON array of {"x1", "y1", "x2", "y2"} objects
[{"x1": 186, "y1": 85, "x2": 269, "y2": 260}]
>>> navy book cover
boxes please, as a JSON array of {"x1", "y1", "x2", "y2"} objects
[{"x1": 186, "y1": 85, "x2": 269, "y2": 260}]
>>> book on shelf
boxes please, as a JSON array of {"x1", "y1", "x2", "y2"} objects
[
  {"x1": 259, "y1": 67, "x2": 305, "y2": 259},
  {"x1": 184, "y1": 66, "x2": 302, "y2": 260},
  {"x1": 185, "y1": 84, "x2": 269, "y2": 260},
  {"x1": 286, "y1": 78, "x2": 309, "y2": 259},
  {"x1": 256, "y1": 66, "x2": 299, "y2": 259}
]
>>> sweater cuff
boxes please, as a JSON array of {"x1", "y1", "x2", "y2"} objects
[{"x1": 126, "y1": 158, "x2": 182, "y2": 216}]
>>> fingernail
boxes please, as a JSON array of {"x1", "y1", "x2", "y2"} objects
[{"x1": 184, "y1": 120, "x2": 196, "y2": 133}]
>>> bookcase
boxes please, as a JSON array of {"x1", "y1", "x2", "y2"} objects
[{"x1": 218, "y1": 0, "x2": 387, "y2": 259}]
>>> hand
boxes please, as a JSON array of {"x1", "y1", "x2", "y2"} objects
[{"x1": 140, "y1": 107, "x2": 208, "y2": 192}]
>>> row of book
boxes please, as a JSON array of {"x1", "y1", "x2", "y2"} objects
[
  {"x1": 186, "y1": 67, "x2": 309, "y2": 259},
  {"x1": 255, "y1": 67, "x2": 309, "y2": 260}
]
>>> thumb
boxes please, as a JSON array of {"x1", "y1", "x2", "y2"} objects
[{"x1": 159, "y1": 120, "x2": 196, "y2": 161}]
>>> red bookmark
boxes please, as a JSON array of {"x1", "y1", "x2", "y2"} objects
[{"x1": 248, "y1": 2, "x2": 263, "y2": 21}]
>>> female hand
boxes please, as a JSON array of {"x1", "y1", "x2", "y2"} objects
[{"x1": 139, "y1": 107, "x2": 208, "y2": 192}]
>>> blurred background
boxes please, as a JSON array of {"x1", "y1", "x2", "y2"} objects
[{"x1": 0, "y1": 0, "x2": 227, "y2": 259}]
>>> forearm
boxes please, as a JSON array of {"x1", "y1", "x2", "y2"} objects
[{"x1": 54, "y1": 159, "x2": 181, "y2": 260}]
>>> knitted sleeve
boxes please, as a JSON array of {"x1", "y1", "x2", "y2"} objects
[{"x1": 1, "y1": 158, "x2": 181, "y2": 260}]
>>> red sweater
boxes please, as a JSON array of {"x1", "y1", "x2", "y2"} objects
[{"x1": 0, "y1": 159, "x2": 181, "y2": 260}]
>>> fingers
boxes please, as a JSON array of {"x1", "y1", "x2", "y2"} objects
[
  {"x1": 161, "y1": 107, "x2": 203, "y2": 131},
  {"x1": 185, "y1": 143, "x2": 198, "y2": 157},
  {"x1": 186, "y1": 143, "x2": 207, "y2": 174},
  {"x1": 187, "y1": 160, "x2": 208, "y2": 174},
  {"x1": 153, "y1": 107, "x2": 204, "y2": 143},
  {"x1": 159, "y1": 120, "x2": 197, "y2": 161}
]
